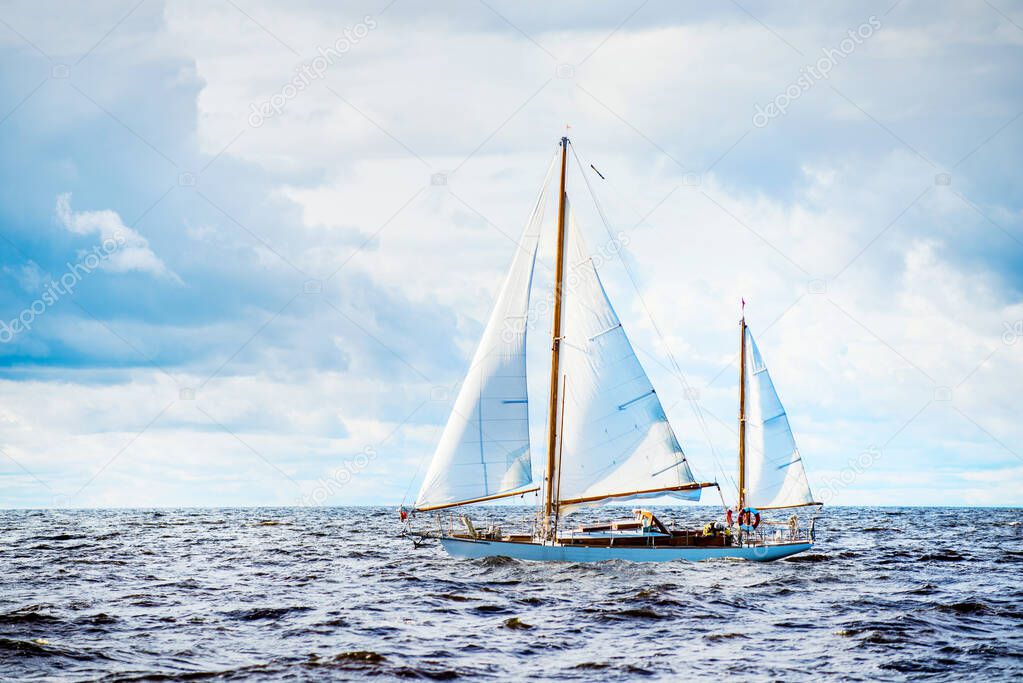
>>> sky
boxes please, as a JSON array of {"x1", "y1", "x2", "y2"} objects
[{"x1": 0, "y1": 0, "x2": 1021, "y2": 509}]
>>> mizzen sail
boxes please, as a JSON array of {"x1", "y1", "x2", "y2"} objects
[{"x1": 742, "y1": 328, "x2": 816, "y2": 509}]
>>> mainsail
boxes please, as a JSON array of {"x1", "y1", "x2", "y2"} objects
[
  {"x1": 742, "y1": 328, "x2": 815, "y2": 509},
  {"x1": 413, "y1": 163, "x2": 554, "y2": 511},
  {"x1": 552, "y1": 206, "x2": 703, "y2": 512}
]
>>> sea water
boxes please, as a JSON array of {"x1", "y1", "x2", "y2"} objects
[{"x1": 1, "y1": 506, "x2": 1021, "y2": 681}]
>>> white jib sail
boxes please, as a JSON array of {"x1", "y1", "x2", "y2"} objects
[
  {"x1": 413, "y1": 161, "x2": 554, "y2": 511},
  {"x1": 743, "y1": 328, "x2": 815, "y2": 509},
  {"x1": 554, "y1": 206, "x2": 701, "y2": 512}
]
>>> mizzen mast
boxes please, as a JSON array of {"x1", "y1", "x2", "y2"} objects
[
  {"x1": 543, "y1": 137, "x2": 570, "y2": 534},
  {"x1": 738, "y1": 307, "x2": 748, "y2": 512}
]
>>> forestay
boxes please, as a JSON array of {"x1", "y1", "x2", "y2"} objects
[
  {"x1": 413, "y1": 161, "x2": 554, "y2": 511},
  {"x1": 553, "y1": 206, "x2": 702, "y2": 512},
  {"x1": 743, "y1": 328, "x2": 815, "y2": 509}
]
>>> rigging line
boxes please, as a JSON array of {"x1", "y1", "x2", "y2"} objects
[
  {"x1": 586, "y1": 213, "x2": 734, "y2": 497},
  {"x1": 391, "y1": 399, "x2": 434, "y2": 508},
  {"x1": 569, "y1": 145, "x2": 735, "y2": 497},
  {"x1": 714, "y1": 482, "x2": 728, "y2": 513}
]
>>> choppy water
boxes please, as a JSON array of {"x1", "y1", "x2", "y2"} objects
[{"x1": 1, "y1": 506, "x2": 1021, "y2": 681}]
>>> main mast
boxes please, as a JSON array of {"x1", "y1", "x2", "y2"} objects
[
  {"x1": 543, "y1": 137, "x2": 570, "y2": 533},
  {"x1": 738, "y1": 312, "x2": 747, "y2": 512}
]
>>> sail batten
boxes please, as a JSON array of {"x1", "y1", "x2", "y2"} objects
[{"x1": 742, "y1": 327, "x2": 816, "y2": 509}]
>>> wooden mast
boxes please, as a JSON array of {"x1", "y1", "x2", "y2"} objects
[
  {"x1": 543, "y1": 137, "x2": 570, "y2": 533},
  {"x1": 738, "y1": 311, "x2": 747, "y2": 512}
]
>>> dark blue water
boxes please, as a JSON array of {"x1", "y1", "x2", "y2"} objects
[{"x1": 1, "y1": 506, "x2": 1021, "y2": 681}]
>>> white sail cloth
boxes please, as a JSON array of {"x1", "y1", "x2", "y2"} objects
[
  {"x1": 553, "y1": 207, "x2": 701, "y2": 512},
  {"x1": 414, "y1": 163, "x2": 554, "y2": 510},
  {"x1": 743, "y1": 328, "x2": 815, "y2": 509}
]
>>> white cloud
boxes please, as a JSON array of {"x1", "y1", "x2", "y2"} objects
[
  {"x1": 54, "y1": 193, "x2": 181, "y2": 282},
  {"x1": 0, "y1": 368, "x2": 439, "y2": 508},
  {"x1": 3, "y1": 261, "x2": 45, "y2": 292}
]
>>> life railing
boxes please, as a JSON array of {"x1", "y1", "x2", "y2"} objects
[{"x1": 738, "y1": 527, "x2": 813, "y2": 545}]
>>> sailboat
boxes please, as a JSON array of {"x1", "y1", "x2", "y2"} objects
[{"x1": 404, "y1": 137, "x2": 821, "y2": 562}]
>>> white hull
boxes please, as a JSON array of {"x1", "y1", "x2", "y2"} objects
[{"x1": 439, "y1": 536, "x2": 812, "y2": 562}]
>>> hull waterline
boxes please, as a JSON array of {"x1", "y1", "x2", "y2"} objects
[{"x1": 439, "y1": 536, "x2": 812, "y2": 562}]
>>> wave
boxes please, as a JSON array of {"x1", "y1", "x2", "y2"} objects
[
  {"x1": 429, "y1": 592, "x2": 474, "y2": 603},
  {"x1": 29, "y1": 533, "x2": 87, "y2": 542},
  {"x1": 934, "y1": 601, "x2": 989, "y2": 615},
  {"x1": 0, "y1": 638, "x2": 59, "y2": 659},
  {"x1": 332, "y1": 650, "x2": 386, "y2": 663},
  {"x1": 471, "y1": 604, "x2": 511, "y2": 615},
  {"x1": 223, "y1": 606, "x2": 313, "y2": 621},
  {"x1": 476, "y1": 555, "x2": 519, "y2": 568},
  {"x1": 783, "y1": 553, "x2": 829, "y2": 563},
  {"x1": 602, "y1": 608, "x2": 666, "y2": 620},
  {"x1": 502, "y1": 617, "x2": 533, "y2": 629},
  {"x1": 704, "y1": 632, "x2": 750, "y2": 642},
  {"x1": 918, "y1": 550, "x2": 968, "y2": 562},
  {"x1": 0, "y1": 607, "x2": 61, "y2": 625},
  {"x1": 0, "y1": 637, "x2": 108, "y2": 663}
]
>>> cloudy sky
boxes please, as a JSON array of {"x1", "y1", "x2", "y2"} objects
[{"x1": 0, "y1": 0, "x2": 1020, "y2": 509}]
